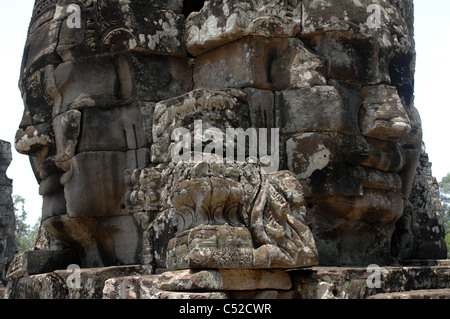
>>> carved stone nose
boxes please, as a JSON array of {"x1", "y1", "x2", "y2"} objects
[
  {"x1": 14, "y1": 123, "x2": 54, "y2": 156},
  {"x1": 359, "y1": 84, "x2": 411, "y2": 143}
]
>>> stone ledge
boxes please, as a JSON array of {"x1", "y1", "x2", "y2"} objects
[
  {"x1": 102, "y1": 269, "x2": 293, "y2": 299},
  {"x1": 368, "y1": 288, "x2": 450, "y2": 299},
  {"x1": 157, "y1": 269, "x2": 292, "y2": 291},
  {"x1": 6, "y1": 250, "x2": 79, "y2": 281},
  {"x1": 6, "y1": 262, "x2": 450, "y2": 299},
  {"x1": 7, "y1": 265, "x2": 151, "y2": 299},
  {"x1": 102, "y1": 275, "x2": 160, "y2": 299},
  {"x1": 399, "y1": 259, "x2": 450, "y2": 267},
  {"x1": 290, "y1": 263, "x2": 450, "y2": 299},
  {"x1": 157, "y1": 291, "x2": 228, "y2": 299}
]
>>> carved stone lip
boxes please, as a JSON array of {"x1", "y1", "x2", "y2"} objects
[
  {"x1": 362, "y1": 169, "x2": 403, "y2": 193},
  {"x1": 60, "y1": 170, "x2": 72, "y2": 187},
  {"x1": 32, "y1": 151, "x2": 61, "y2": 182},
  {"x1": 39, "y1": 173, "x2": 64, "y2": 196},
  {"x1": 359, "y1": 142, "x2": 406, "y2": 173},
  {"x1": 354, "y1": 189, "x2": 405, "y2": 224}
]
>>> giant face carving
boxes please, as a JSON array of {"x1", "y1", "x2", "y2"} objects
[
  {"x1": 185, "y1": 0, "x2": 420, "y2": 265},
  {"x1": 15, "y1": 0, "x2": 193, "y2": 267},
  {"x1": 16, "y1": 0, "x2": 419, "y2": 267}
]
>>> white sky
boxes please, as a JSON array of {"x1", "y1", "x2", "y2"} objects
[{"x1": 0, "y1": 0, "x2": 449, "y2": 225}]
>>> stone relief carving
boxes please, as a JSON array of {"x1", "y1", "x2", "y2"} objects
[
  {"x1": 127, "y1": 161, "x2": 317, "y2": 270},
  {"x1": 11, "y1": 0, "x2": 446, "y2": 277}
]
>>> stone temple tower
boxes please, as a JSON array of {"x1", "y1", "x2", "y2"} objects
[
  {"x1": 0, "y1": 140, "x2": 16, "y2": 290},
  {"x1": 4, "y1": 0, "x2": 449, "y2": 300}
]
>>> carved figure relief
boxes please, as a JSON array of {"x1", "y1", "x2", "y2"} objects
[{"x1": 14, "y1": 0, "x2": 443, "y2": 272}]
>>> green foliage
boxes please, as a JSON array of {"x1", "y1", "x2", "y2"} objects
[
  {"x1": 438, "y1": 174, "x2": 450, "y2": 257},
  {"x1": 13, "y1": 195, "x2": 40, "y2": 254}
]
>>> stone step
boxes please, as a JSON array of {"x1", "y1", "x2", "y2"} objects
[
  {"x1": 290, "y1": 263, "x2": 450, "y2": 299},
  {"x1": 103, "y1": 269, "x2": 294, "y2": 299},
  {"x1": 368, "y1": 288, "x2": 450, "y2": 299},
  {"x1": 6, "y1": 262, "x2": 450, "y2": 299},
  {"x1": 399, "y1": 259, "x2": 450, "y2": 267}
]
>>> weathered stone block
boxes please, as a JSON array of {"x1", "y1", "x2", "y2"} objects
[
  {"x1": 157, "y1": 269, "x2": 292, "y2": 291},
  {"x1": 368, "y1": 289, "x2": 450, "y2": 299},
  {"x1": 57, "y1": 2, "x2": 187, "y2": 61},
  {"x1": 242, "y1": 88, "x2": 275, "y2": 128},
  {"x1": 151, "y1": 88, "x2": 249, "y2": 164},
  {"x1": 167, "y1": 221, "x2": 318, "y2": 271},
  {"x1": 157, "y1": 291, "x2": 228, "y2": 299},
  {"x1": 167, "y1": 225, "x2": 254, "y2": 270},
  {"x1": 0, "y1": 214, "x2": 13, "y2": 235},
  {"x1": 7, "y1": 265, "x2": 150, "y2": 299},
  {"x1": 291, "y1": 264, "x2": 450, "y2": 299},
  {"x1": 76, "y1": 104, "x2": 150, "y2": 153},
  {"x1": 0, "y1": 187, "x2": 12, "y2": 206},
  {"x1": 194, "y1": 36, "x2": 326, "y2": 90},
  {"x1": 103, "y1": 269, "x2": 294, "y2": 299},
  {"x1": 39, "y1": 173, "x2": 66, "y2": 220},
  {"x1": 228, "y1": 290, "x2": 295, "y2": 299},
  {"x1": 42, "y1": 215, "x2": 117, "y2": 268},
  {"x1": 302, "y1": 0, "x2": 369, "y2": 34},
  {"x1": 102, "y1": 275, "x2": 160, "y2": 299},
  {"x1": 186, "y1": 0, "x2": 301, "y2": 56},
  {"x1": 305, "y1": 192, "x2": 403, "y2": 266},
  {"x1": 301, "y1": 0, "x2": 413, "y2": 47},
  {"x1": 127, "y1": 52, "x2": 193, "y2": 102},
  {"x1": 277, "y1": 86, "x2": 359, "y2": 135},
  {"x1": 99, "y1": 216, "x2": 141, "y2": 266},
  {"x1": 54, "y1": 53, "x2": 192, "y2": 114},
  {"x1": 54, "y1": 56, "x2": 119, "y2": 112},
  {"x1": 21, "y1": 8, "x2": 62, "y2": 75},
  {"x1": 309, "y1": 31, "x2": 389, "y2": 84},
  {"x1": 61, "y1": 152, "x2": 130, "y2": 218},
  {"x1": 6, "y1": 250, "x2": 79, "y2": 281},
  {"x1": 100, "y1": 6, "x2": 186, "y2": 56},
  {"x1": 286, "y1": 130, "x2": 410, "y2": 266},
  {"x1": 286, "y1": 132, "x2": 367, "y2": 196}
]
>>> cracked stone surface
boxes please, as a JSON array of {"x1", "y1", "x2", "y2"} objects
[{"x1": 7, "y1": 0, "x2": 448, "y2": 300}]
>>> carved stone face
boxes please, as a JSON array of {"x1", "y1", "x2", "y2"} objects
[
  {"x1": 288, "y1": 0, "x2": 420, "y2": 265},
  {"x1": 15, "y1": 0, "x2": 193, "y2": 267},
  {"x1": 16, "y1": 0, "x2": 418, "y2": 267},
  {"x1": 183, "y1": 0, "x2": 420, "y2": 265}
]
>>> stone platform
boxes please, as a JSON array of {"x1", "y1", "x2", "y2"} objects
[
  {"x1": 4, "y1": 260, "x2": 450, "y2": 299},
  {"x1": 368, "y1": 289, "x2": 450, "y2": 299},
  {"x1": 290, "y1": 260, "x2": 450, "y2": 299}
]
